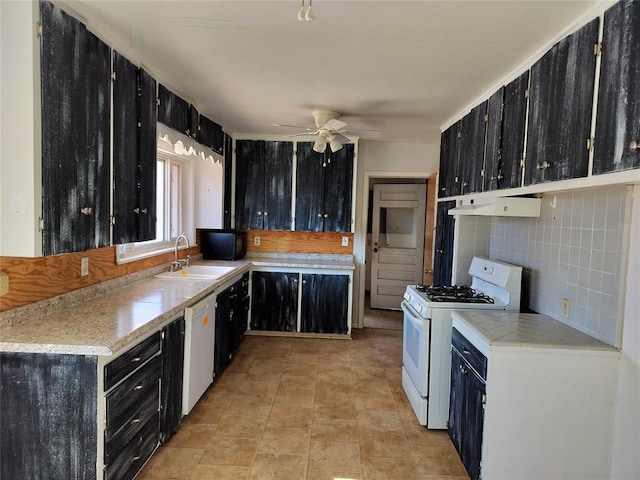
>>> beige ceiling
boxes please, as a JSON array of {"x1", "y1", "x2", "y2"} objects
[{"x1": 65, "y1": 0, "x2": 600, "y2": 144}]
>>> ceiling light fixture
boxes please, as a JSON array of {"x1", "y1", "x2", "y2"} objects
[
  {"x1": 298, "y1": 0, "x2": 315, "y2": 22},
  {"x1": 329, "y1": 136, "x2": 343, "y2": 152},
  {"x1": 313, "y1": 135, "x2": 327, "y2": 153}
]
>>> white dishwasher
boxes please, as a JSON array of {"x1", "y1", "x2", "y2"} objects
[{"x1": 182, "y1": 292, "x2": 216, "y2": 414}]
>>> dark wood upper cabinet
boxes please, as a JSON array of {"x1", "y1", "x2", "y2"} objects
[
  {"x1": 593, "y1": 0, "x2": 640, "y2": 174},
  {"x1": 525, "y1": 18, "x2": 599, "y2": 185},
  {"x1": 112, "y1": 54, "x2": 157, "y2": 244},
  {"x1": 295, "y1": 143, "x2": 354, "y2": 232},
  {"x1": 500, "y1": 71, "x2": 529, "y2": 189},
  {"x1": 40, "y1": 1, "x2": 110, "y2": 255},
  {"x1": 187, "y1": 104, "x2": 199, "y2": 139},
  {"x1": 459, "y1": 102, "x2": 487, "y2": 195},
  {"x1": 484, "y1": 87, "x2": 504, "y2": 192},
  {"x1": 157, "y1": 84, "x2": 189, "y2": 135},
  {"x1": 438, "y1": 121, "x2": 461, "y2": 198},
  {"x1": 223, "y1": 133, "x2": 233, "y2": 229},
  {"x1": 235, "y1": 140, "x2": 293, "y2": 230},
  {"x1": 433, "y1": 200, "x2": 455, "y2": 286},
  {"x1": 198, "y1": 115, "x2": 224, "y2": 155}
]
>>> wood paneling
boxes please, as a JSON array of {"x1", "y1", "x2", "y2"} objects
[
  {"x1": 245, "y1": 230, "x2": 353, "y2": 254},
  {"x1": 0, "y1": 245, "x2": 198, "y2": 312}
]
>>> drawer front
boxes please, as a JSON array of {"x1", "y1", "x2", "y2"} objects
[
  {"x1": 104, "y1": 417, "x2": 159, "y2": 480},
  {"x1": 104, "y1": 332, "x2": 161, "y2": 391},
  {"x1": 452, "y1": 328, "x2": 487, "y2": 379},
  {"x1": 104, "y1": 385, "x2": 160, "y2": 462},
  {"x1": 106, "y1": 355, "x2": 161, "y2": 423}
]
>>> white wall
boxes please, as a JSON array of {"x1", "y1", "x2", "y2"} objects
[
  {"x1": 353, "y1": 140, "x2": 439, "y2": 327},
  {"x1": 194, "y1": 157, "x2": 224, "y2": 229},
  {"x1": 0, "y1": 1, "x2": 41, "y2": 256}
]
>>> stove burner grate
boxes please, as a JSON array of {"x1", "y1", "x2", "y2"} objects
[{"x1": 415, "y1": 284, "x2": 495, "y2": 304}]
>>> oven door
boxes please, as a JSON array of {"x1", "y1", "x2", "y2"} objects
[{"x1": 401, "y1": 300, "x2": 430, "y2": 396}]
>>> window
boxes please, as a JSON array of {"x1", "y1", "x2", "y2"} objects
[{"x1": 116, "y1": 138, "x2": 194, "y2": 264}]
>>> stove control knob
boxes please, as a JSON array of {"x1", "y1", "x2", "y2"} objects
[
  {"x1": 415, "y1": 304, "x2": 423, "y2": 314},
  {"x1": 403, "y1": 292, "x2": 410, "y2": 301}
]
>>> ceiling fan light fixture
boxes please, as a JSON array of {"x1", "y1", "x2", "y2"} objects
[
  {"x1": 329, "y1": 138, "x2": 343, "y2": 152},
  {"x1": 313, "y1": 136, "x2": 327, "y2": 153}
]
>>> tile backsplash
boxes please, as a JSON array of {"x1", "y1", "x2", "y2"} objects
[{"x1": 489, "y1": 186, "x2": 633, "y2": 346}]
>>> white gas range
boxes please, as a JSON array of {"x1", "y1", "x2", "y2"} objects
[{"x1": 401, "y1": 256, "x2": 523, "y2": 429}]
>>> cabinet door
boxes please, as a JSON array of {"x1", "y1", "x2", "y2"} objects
[
  {"x1": 525, "y1": 19, "x2": 599, "y2": 184},
  {"x1": 0, "y1": 352, "x2": 98, "y2": 479},
  {"x1": 187, "y1": 104, "x2": 199, "y2": 139},
  {"x1": 433, "y1": 201, "x2": 455, "y2": 285},
  {"x1": 161, "y1": 317, "x2": 185, "y2": 442},
  {"x1": 593, "y1": 0, "x2": 640, "y2": 174},
  {"x1": 464, "y1": 369, "x2": 485, "y2": 480},
  {"x1": 263, "y1": 141, "x2": 293, "y2": 230},
  {"x1": 223, "y1": 133, "x2": 233, "y2": 229},
  {"x1": 323, "y1": 144, "x2": 354, "y2": 232},
  {"x1": 301, "y1": 274, "x2": 349, "y2": 334},
  {"x1": 138, "y1": 68, "x2": 157, "y2": 241},
  {"x1": 501, "y1": 71, "x2": 529, "y2": 189},
  {"x1": 439, "y1": 121, "x2": 462, "y2": 198},
  {"x1": 41, "y1": 2, "x2": 110, "y2": 255},
  {"x1": 157, "y1": 84, "x2": 189, "y2": 135},
  {"x1": 459, "y1": 102, "x2": 487, "y2": 195},
  {"x1": 484, "y1": 88, "x2": 503, "y2": 192},
  {"x1": 112, "y1": 51, "x2": 140, "y2": 245},
  {"x1": 448, "y1": 348, "x2": 465, "y2": 458},
  {"x1": 295, "y1": 142, "x2": 326, "y2": 231},
  {"x1": 214, "y1": 287, "x2": 232, "y2": 377},
  {"x1": 251, "y1": 271, "x2": 298, "y2": 332},
  {"x1": 235, "y1": 140, "x2": 265, "y2": 229}
]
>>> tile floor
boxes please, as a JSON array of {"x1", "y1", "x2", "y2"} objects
[{"x1": 138, "y1": 311, "x2": 468, "y2": 480}]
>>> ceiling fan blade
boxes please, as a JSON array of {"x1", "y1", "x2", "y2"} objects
[
  {"x1": 347, "y1": 128, "x2": 382, "y2": 138},
  {"x1": 285, "y1": 131, "x2": 318, "y2": 137},
  {"x1": 323, "y1": 118, "x2": 347, "y2": 131},
  {"x1": 333, "y1": 133, "x2": 351, "y2": 144},
  {"x1": 273, "y1": 123, "x2": 315, "y2": 131}
]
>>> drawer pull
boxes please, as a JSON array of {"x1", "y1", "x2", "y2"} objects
[
  {"x1": 131, "y1": 357, "x2": 142, "y2": 363},
  {"x1": 133, "y1": 385, "x2": 143, "y2": 391},
  {"x1": 131, "y1": 456, "x2": 141, "y2": 463},
  {"x1": 462, "y1": 348, "x2": 471, "y2": 355},
  {"x1": 130, "y1": 418, "x2": 141, "y2": 425}
]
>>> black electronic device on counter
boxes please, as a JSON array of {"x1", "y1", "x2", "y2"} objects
[{"x1": 200, "y1": 229, "x2": 247, "y2": 260}]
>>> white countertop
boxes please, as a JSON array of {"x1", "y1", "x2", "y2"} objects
[
  {"x1": 0, "y1": 254, "x2": 354, "y2": 356},
  {"x1": 452, "y1": 310, "x2": 618, "y2": 356}
]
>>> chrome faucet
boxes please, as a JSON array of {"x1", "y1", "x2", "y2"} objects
[{"x1": 171, "y1": 233, "x2": 190, "y2": 271}]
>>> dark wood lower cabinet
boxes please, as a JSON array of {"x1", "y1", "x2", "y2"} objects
[
  {"x1": 449, "y1": 329, "x2": 486, "y2": 480},
  {"x1": 0, "y1": 353, "x2": 98, "y2": 480},
  {"x1": 301, "y1": 274, "x2": 349, "y2": 334},
  {"x1": 161, "y1": 317, "x2": 185, "y2": 441},
  {"x1": 250, "y1": 271, "x2": 299, "y2": 332},
  {"x1": 214, "y1": 274, "x2": 250, "y2": 378}
]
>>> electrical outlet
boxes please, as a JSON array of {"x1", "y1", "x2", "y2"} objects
[
  {"x1": 0, "y1": 271, "x2": 9, "y2": 296},
  {"x1": 341, "y1": 236, "x2": 349, "y2": 247},
  {"x1": 81, "y1": 257, "x2": 89, "y2": 276},
  {"x1": 254, "y1": 236, "x2": 261, "y2": 246},
  {"x1": 562, "y1": 298, "x2": 570, "y2": 318}
]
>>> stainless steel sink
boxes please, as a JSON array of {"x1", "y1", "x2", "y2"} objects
[{"x1": 155, "y1": 265, "x2": 236, "y2": 280}]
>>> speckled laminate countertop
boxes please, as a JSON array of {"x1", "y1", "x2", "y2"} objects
[
  {"x1": 0, "y1": 254, "x2": 354, "y2": 356},
  {"x1": 452, "y1": 310, "x2": 618, "y2": 357}
]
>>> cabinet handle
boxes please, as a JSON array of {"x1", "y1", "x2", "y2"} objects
[
  {"x1": 133, "y1": 385, "x2": 143, "y2": 391},
  {"x1": 80, "y1": 207, "x2": 92, "y2": 215},
  {"x1": 459, "y1": 364, "x2": 468, "y2": 374},
  {"x1": 130, "y1": 418, "x2": 141, "y2": 425},
  {"x1": 631, "y1": 140, "x2": 639, "y2": 152},
  {"x1": 257, "y1": 211, "x2": 263, "y2": 216},
  {"x1": 317, "y1": 213, "x2": 323, "y2": 218},
  {"x1": 131, "y1": 456, "x2": 141, "y2": 463},
  {"x1": 141, "y1": 208, "x2": 147, "y2": 214},
  {"x1": 131, "y1": 357, "x2": 142, "y2": 363},
  {"x1": 263, "y1": 211, "x2": 268, "y2": 216},
  {"x1": 462, "y1": 348, "x2": 471, "y2": 355},
  {"x1": 536, "y1": 161, "x2": 551, "y2": 170},
  {"x1": 323, "y1": 213, "x2": 329, "y2": 219},
  {"x1": 134, "y1": 208, "x2": 140, "y2": 214}
]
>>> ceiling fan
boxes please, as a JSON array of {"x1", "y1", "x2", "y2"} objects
[{"x1": 274, "y1": 110, "x2": 381, "y2": 153}]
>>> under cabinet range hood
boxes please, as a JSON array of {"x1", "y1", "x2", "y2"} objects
[{"x1": 448, "y1": 196, "x2": 541, "y2": 217}]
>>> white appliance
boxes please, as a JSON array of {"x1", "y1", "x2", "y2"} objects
[
  {"x1": 182, "y1": 292, "x2": 216, "y2": 414},
  {"x1": 401, "y1": 256, "x2": 522, "y2": 429}
]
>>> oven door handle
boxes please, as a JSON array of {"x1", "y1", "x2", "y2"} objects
[{"x1": 401, "y1": 300, "x2": 426, "y2": 327}]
